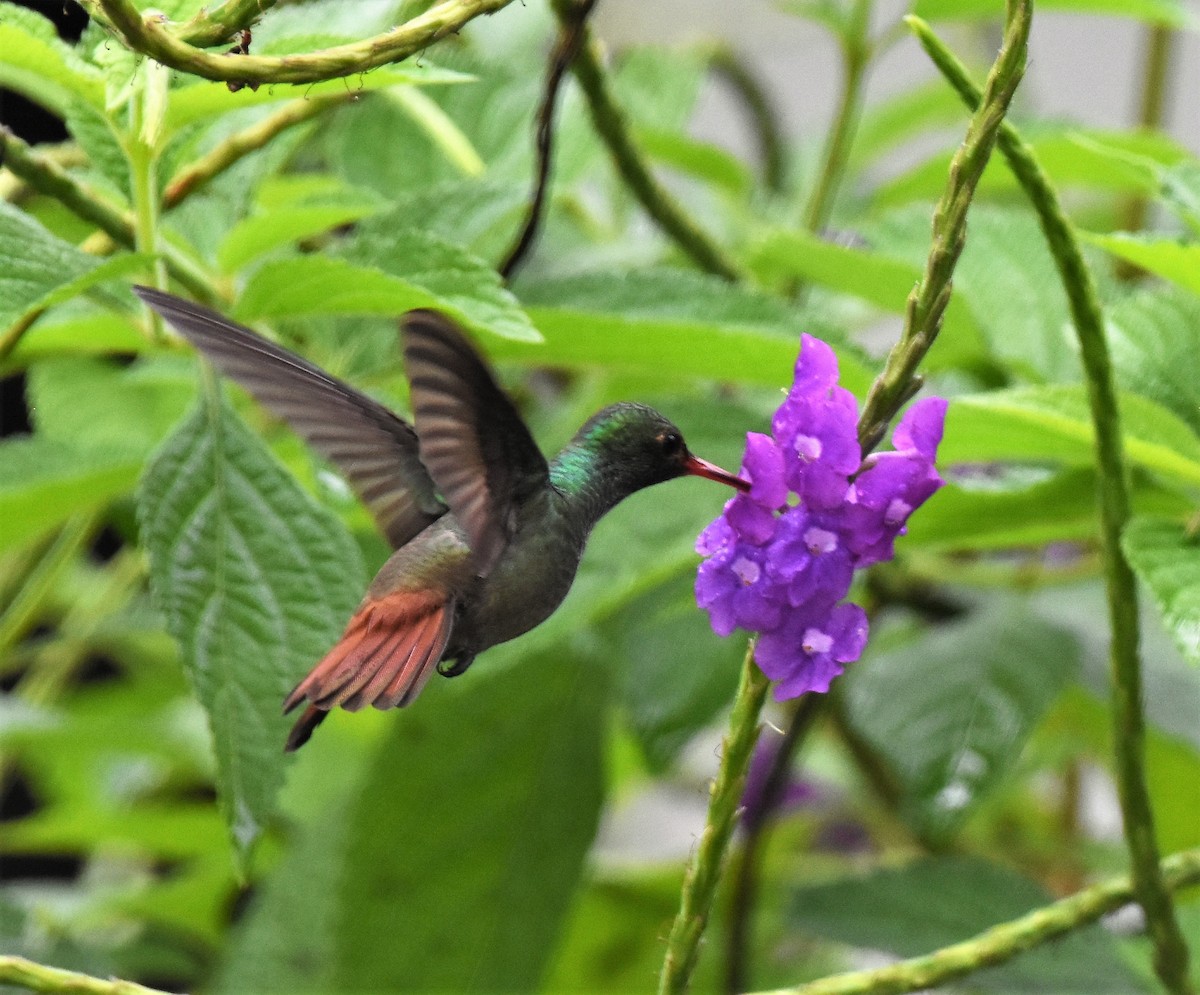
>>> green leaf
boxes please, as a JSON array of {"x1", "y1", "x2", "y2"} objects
[
  {"x1": 0, "y1": 204, "x2": 143, "y2": 330},
  {"x1": 510, "y1": 268, "x2": 873, "y2": 394},
  {"x1": 1, "y1": 312, "x2": 147, "y2": 372},
  {"x1": 748, "y1": 228, "x2": 987, "y2": 372},
  {"x1": 138, "y1": 394, "x2": 364, "y2": 863},
  {"x1": 912, "y1": 0, "x2": 1195, "y2": 26},
  {"x1": 944, "y1": 387, "x2": 1200, "y2": 489},
  {"x1": 218, "y1": 650, "x2": 607, "y2": 992},
  {"x1": 62, "y1": 96, "x2": 131, "y2": 202},
  {"x1": 1107, "y1": 286, "x2": 1200, "y2": 436},
  {"x1": 1160, "y1": 160, "x2": 1200, "y2": 235},
  {"x1": 1086, "y1": 231, "x2": 1200, "y2": 297},
  {"x1": 843, "y1": 603, "x2": 1078, "y2": 840},
  {"x1": 164, "y1": 63, "x2": 472, "y2": 131},
  {"x1": 848, "y1": 80, "x2": 970, "y2": 172},
  {"x1": 0, "y1": 3, "x2": 104, "y2": 115},
  {"x1": 217, "y1": 202, "x2": 383, "y2": 273},
  {"x1": 1123, "y1": 518, "x2": 1200, "y2": 670},
  {"x1": 635, "y1": 125, "x2": 753, "y2": 196},
  {"x1": 0, "y1": 437, "x2": 141, "y2": 553},
  {"x1": 237, "y1": 248, "x2": 539, "y2": 344},
  {"x1": 790, "y1": 857, "x2": 1144, "y2": 993}
]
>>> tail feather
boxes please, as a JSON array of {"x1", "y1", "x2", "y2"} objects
[{"x1": 282, "y1": 588, "x2": 453, "y2": 750}]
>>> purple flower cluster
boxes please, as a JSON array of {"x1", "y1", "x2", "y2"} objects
[{"x1": 697, "y1": 335, "x2": 947, "y2": 699}]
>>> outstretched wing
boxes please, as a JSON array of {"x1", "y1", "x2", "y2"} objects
[
  {"x1": 402, "y1": 311, "x2": 549, "y2": 575},
  {"x1": 135, "y1": 286, "x2": 446, "y2": 549}
]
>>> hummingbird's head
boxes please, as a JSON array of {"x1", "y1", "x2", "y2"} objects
[{"x1": 566, "y1": 403, "x2": 750, "y2": 497}]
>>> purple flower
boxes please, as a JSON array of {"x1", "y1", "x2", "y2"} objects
[{"x1": 695, "y1": 340, "x2": 946, "y2": 699}]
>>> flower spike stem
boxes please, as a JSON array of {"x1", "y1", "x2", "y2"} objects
[
  {"x1": 910, "y1": 16, "x2": 1195, "y2": 994},
  {"x1": 746, "y1": 846, "x2": 1200, "y2": 995},
  {"x1": 658, "y1": 642, "x2": 771, "y2": 995},
  {"x1": 0, "y1": 955, "x2": 171, "y2": 994},
  {"x1": 855, "y1": 0, "x2": 1030, "y2": 456},
  {"x1": 567, "y1": 32, "x2": 746, "y2": 283}
]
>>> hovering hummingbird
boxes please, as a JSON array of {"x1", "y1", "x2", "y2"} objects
[{"x1": 134, "y1": 287, "x2": 749, "y2": 751}]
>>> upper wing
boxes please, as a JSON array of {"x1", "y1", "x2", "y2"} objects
[
  {"x1": 402, "y1": 310, "x2": 549, "y2": 576},
  {"x1": 134, "y1": 286, "x2": 446, "y2": 549}
]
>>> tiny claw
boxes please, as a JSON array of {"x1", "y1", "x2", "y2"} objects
[{"x1": 438, "y1": 654, "x2": 475, "y2": 678}]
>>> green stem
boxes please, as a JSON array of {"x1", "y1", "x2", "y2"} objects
[
  {"x1": 803, "y1": 0, "x2": 872, "y2": 234},
  {"x1": 855, "y1": 0, "x2": 1031, "y2": 456},
  {"x1": 658, "y1": 642, "x2": 771, "y2": 994},
  {"x1": 84, "y1": 0, "x2": 518, "y2": 86},
  {"x1": 0, "y1": 128, "x2": 217, "y2": 303},
  {"x1": 910, "y1": 16, "x2": 1194, "y2": 993},
  {"x1": 176, "y1": 0, "x2": 279, "y2": 47},
  {"x1": 0, "y1": 956, "x2": 170, "y2": 995},
  {"x1": 568, "y1": 32, "x2": 745, "y2": 282},
  {"x1": 748, "y1": 847, "x2": 1200, "y2": 995}
]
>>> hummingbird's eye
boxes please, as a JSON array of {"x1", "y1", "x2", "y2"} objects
[{"x1": 659, "y1": 431, "x2": 684, "y2": 456}]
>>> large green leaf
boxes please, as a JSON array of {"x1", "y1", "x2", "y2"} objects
[
  {"x1": 944, "y1": 387, "x2": 1200, "y2": 489},
  {"x1": 138, "y1": 394, "x2": 364, "y2": 864},
  {"x1": 1107, "y1": 286, "x2": 1200, "y2": 437},
  {"x1": 237, "y1": 238, "x2": 539, "y2": 343},
  {"x1": 509, "y1": 269, "x2": 873, "y2": 394},
  {"x1": 842, "y1": 603, "x2": 1079, "y2": 840},
  {"x1": 789, "y1": 857, "x2": 1143, "y2": 993},
  {"x1": 216, "y1": 202, "x2": 382, "y2": 273},
  {"x1": 1123, "y1": 517, "x2": 1200, "y2": 670},
  {"x1": 0, "y1": 437, "x2": 141, "y2": 552},
  {"x1": 218, "y1": 649, "x2": 607, "y2": 992}
]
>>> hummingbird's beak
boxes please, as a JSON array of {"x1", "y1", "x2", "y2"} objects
[{"x1": 683, "y1": 454, "x2": 751, "y2": 492}]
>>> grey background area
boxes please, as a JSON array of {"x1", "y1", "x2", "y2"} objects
[{"x1": 596, "y1": 1, "x2": 1200, "y2": 165}]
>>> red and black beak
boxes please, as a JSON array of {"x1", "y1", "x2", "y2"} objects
[{"x1": 683, "y1": 453, "x2": 750, "y2": 492}]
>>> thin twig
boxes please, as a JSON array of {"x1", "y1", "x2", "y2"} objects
[
  {"x1": 164, "y1": 93, "x2": 349, "y2": 208},
  {"x1": 0, "y1": 956, "x2": 170, "y2": 995},
  {"x1": 498, "y1": 0, "x2": 598, "y2": 279},
  {"x1": 1119, "y1": 22, "x2": 1177, "y2": 237},
  {"x1": 748, "y1": 846, "x2": 1200, "y2": 995},
  {"x1": 568, "y1": 31, "x2": 745, "y2": 282},
  {"x1": 910, "y1": 15, "x2": 1194, "y2": 992},
  {"x1": 82, "y1": 0, "x2": 517, "y2": 86},
  {"x1": 658, "y1": 643, "x2": 771, "y2": 995}
]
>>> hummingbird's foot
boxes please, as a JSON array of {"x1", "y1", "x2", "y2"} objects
[{"x1": 438, "y1": 653, "x2": 475, "y2": 678}]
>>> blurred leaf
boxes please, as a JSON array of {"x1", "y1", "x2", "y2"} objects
[
  {"x1": 219, "y1": 649, "x2": 607, "y2": 993},
  {"x1": 1144, "y1": 729, "x2": 1200, "y2": 853},
  {"x1": 789, "y1": 857, "x2": 1144, "y2": 993},
  {"x1": 612, "y1": 46, "x2": 705, "y2": 133},
  {"x1": 1107, "y1": 286, "x2": 1200, "y2": 436},
  {"x1": 236, "y1": 245, "x2": 540, "y2": 343},
  {"x1": 62, "y1": 97, "x2": 131, "y2": 200},
  {"x1": 912, "y1": 0, "x2": 1194, "y2": 26},
  {"x1": 217, "y1": 202, "x2": 383, "y2": 273},
  {"x1": 1, "y1": 312, "x2": 147, "y2": 373},
  {"x1": 944, "y1": 387, "x2": 1200, "y2": 488},
  {"x1": 778, "y1": 0, "x2": 851, "y2": 35},
  {"x1": 1160, "y1": 160, "x2": 1200, "y2": 235},
  {"x1": 0, "y1": 437, "x2": 140, "y2": 552},
  {"x1": 0, "y1": 3, "x2": 104, "y2": 115},
  {"x1": 511, "y1": 268, "x2": 872, "y2": 394},
  {"x1": 384, "y1": 86, "x2": 487, "y2": 177},
  {"x1": 28, "y1": 356, "x2": 196, "y2": 458},
  {"x1": 0, "y1": 204, "x2": 144, "y2": 331},
  {"x1": 1123, "y1": 517, "x2": 1200, "y2": 671},
  {"x1": 843, "y1": 603, "x2": 1078, "y2": 840},
  {"x1": 635, "y1": 126, "x2": 753, "y2": 196},
  {"x1": 1086, "y1": 232, "x2": 1200, "y2": 297},
  {"x1": 848, "y1": 81, "x2": 969, "y2": 171},
  {"x1": 164, "y1": 64, "x2": 471, "y2": 131},
  {"x1": 749, "y1": 227, "x2": 987, "y2": 372},
  {"x1": 139, "y1": 394, "x2": 364, "y2": 863}
]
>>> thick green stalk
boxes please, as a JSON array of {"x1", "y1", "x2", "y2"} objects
[
  {"x1": 909, "y1": 17, "x2": 1194, "y2": 993},
  {"x1": 567, "y1": 31, "x2": 745, "y2": 282},
  {"x1": 803, "y1": 0, "x2": 872, "y2": 234},
  {"x1": 0, "y1": 129, "x2": 216, "y2": 303},
  {"x1": 0, "y1": 956, "x2": 169, "y2": 995},
  {"x1": 1120, "y1": 22, "x2": 1177, "y2": 235},
  {"x1": 749, "y1": 847, "x2": 1200, "y2": 995},
  {"x1": 85, "y1": 0, "x2": 517, "y2": 85},
  {"x1": 176, "y1": 0, "x2": 279, "y2": 47},
  {"x1": 658, "y1": 643, "x2": 771, "y2": 994},
  {"x1": 855, "y1": 0, "x2": 1030, "y2": 455}
]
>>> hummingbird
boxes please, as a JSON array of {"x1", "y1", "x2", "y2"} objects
[{"x1": 134, "y1": 287, "x2": 749, "y2": 751}]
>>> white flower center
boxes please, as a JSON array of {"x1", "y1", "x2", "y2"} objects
[
  {"x1": 804, "y1": 527, "x2": 838, "y2": 554},
  {"x1": 732, "y1": 557, "x2": 760, "y2": 586},
  {"x1": 885, "y1": 497, "x2": 912, "y2": 525},
  {"x1": 802, "y1": 628, "x2": 833, "y2": 655},
  {"x1": 794, "y1": 434, "x2": 822, "y2": 462}
]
